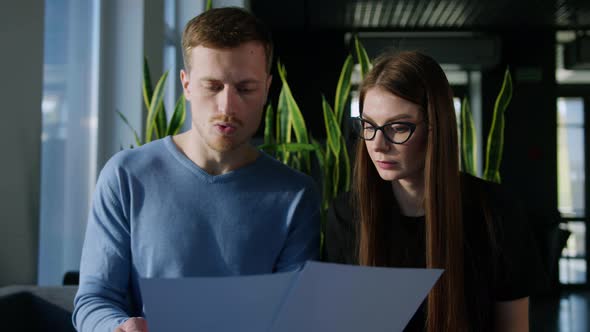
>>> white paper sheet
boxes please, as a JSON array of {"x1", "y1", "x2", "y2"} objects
[{"x1": 139, "y1": 261, "x2": 442, "y2": 332}]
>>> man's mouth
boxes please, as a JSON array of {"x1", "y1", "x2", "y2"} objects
[{"x1": 214, "y1": 122, "x2": 238, "y2": 135}]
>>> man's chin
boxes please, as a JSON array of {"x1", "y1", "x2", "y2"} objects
[{"x1": 207, "y1": 137, "x2": 241, "y2": 153}]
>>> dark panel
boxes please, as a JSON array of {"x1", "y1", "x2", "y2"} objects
[{"x1": 253, "y1": 0, "x2": 590, "y2": 30}]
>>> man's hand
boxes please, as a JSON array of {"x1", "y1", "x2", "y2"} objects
[{"x1": 114, "y1": 317, "x2": 149, "y2": 332}]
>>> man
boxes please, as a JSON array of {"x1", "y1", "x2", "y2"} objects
[{"x1": 73, "y1": 7, "x2": 320, "y2": 332}]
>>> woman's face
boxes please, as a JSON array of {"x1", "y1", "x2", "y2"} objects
[{"x1": 361, "y1": 86, "x2": 427, "y2": 183}]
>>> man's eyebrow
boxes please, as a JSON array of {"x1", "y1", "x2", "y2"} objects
[
  {"x1": 199, "y1": 77, "x2": 261, "y2": 85},
  {"x1": 199, "y1": 77, "x2": 221, "y2": 83},
  {"x1": 236, "y1": 79, "x2": 261, "y2": 85}
]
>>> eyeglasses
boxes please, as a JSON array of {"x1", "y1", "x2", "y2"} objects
[{"x1": 351, "y1": 117, "x2": 419, "y2": 144}]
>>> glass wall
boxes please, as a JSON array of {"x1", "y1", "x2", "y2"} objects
[
  {"x1": 557, "y1": 97, "x2": 586, "y2": 284},
  {"x1": 38, "y1": 0, "x2": 99, "y2": 285}
]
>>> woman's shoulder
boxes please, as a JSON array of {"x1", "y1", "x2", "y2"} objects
[
  {"x1": 461, "y1": 172, "x2": 503, "y2": 197},
  {"x1": 330, "y1": 191, "x2": 354, "y2": 220},
  {"x1": 460, "y1": 173, "x2": 520, "y2": 214},
  {"x1": 460, "y1": 173, "x2": 541, "y2": 302},
  {"x1": 324, "y1": 191, "x2": 358, "y2": 264}
]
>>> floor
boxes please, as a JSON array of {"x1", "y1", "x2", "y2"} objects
[{"x1": 531, "y1": 291, "x2": 590, "y2": 332}]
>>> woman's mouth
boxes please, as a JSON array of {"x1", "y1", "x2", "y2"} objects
[{"x1": 375, "y1": 160, "x2": 399, "y2": 170}]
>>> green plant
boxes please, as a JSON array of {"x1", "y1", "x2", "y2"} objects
[
  {"x1": 117, "y1": 58, "x2": 186, "y2": 148},
  {"x1": 259, "y1": 61, "x2": 316, "y2": 174},
  {"x1": 260, "y1": 36, "x2": 371, "y2": 250},
  {"x1": 117, "y1": 0, "x2": 215, "y2": 147},
  {"x1": 460, "y1": 68, "x2": 513, "y2": 183}
]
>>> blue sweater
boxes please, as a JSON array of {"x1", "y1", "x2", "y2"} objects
[{"x1": 73, "y1": 136, "x2": 321, "y2": 331}]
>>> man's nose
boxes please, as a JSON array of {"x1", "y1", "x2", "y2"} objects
[{"x1": 217, "y1": 85, "x2": 238, "y2": 115}]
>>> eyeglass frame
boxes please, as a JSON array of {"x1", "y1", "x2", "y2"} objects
[{"x1": 351, "y1": 117, "x2": 421, "y2": 144}]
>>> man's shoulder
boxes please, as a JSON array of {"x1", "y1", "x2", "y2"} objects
[
  {"x1": 106, "y1": 138, "x2": 169, "y2": 169},
  {"x1": 257, "y1": 152, "x2": 316, "y2": 186},
  {"x1": 98, "y1": 138, "x2": 171, "y2": 185}
]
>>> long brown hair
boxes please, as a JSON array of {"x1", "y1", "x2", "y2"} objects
[{"x1": 354, "y1": 51, "x2": 467, "y2": 331}]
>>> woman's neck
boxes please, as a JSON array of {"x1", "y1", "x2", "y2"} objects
[{"x1": 392, "y1": 177, "x2": 425, "y2": 217}]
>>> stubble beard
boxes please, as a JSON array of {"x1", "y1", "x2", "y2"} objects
[
  {"x1": 202, "y1": 125, "x2": 253, "y2": 153},
  {"x1": 206, "y1": 135, "x2": 246, "y2": 153}
]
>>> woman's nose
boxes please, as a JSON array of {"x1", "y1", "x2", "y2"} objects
[{"x1": 371, "y1": 130, "x2": 391, "y2": 153}]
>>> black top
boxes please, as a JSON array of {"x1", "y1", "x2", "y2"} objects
[{"x1": 323, "y1": 174, "x2": 541, "y2": 331}]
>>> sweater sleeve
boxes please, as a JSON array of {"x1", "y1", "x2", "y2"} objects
[
  {"x1": 72, "y1": 163, "x2": 133, "y2": 331},
  {"x1": 274, "y1": 179, "x2": 321, "y2": 272}
]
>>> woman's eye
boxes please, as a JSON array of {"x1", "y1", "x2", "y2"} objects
[
  {"x1": 363, "y1": 125, "x2": 376, "y2": 131},
  {"x1": 390, "y1": 125, "x2": 410, "y2": 133}
]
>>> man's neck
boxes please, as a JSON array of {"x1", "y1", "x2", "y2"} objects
[
  {"x1": 391, "y1": 176, "x2": 425, "y2": 217},
  {"x1": 172, "y1": 131, "x2": 259, "y2": 176}
]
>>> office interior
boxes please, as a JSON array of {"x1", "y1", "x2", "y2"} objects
[{"x1": 1, "y1": 0, "x2": 590, "y2": 331}]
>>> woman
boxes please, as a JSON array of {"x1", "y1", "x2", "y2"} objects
[{"x1": 324, "y1": 51, "x2": 538, "y2": 331}]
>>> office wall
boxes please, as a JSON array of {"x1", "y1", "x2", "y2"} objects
[{"x1": 0, "y1": 1, "x2": 45, "y2": 285}]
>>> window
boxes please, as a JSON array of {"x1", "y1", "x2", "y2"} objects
[
  {"x1": 555, "y1": 31, "x2": 590, "y2": 286},
  {"x1": 38, "y1": 0, "x2": 211, "y2": 285},
  {"x1": 38, "y1": 0, "x2": 99, "y2": 285},
  {"x1": 557, "y1": 97, "x2": 586, "y2": 284}
]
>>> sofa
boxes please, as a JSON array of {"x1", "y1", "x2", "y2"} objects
[{"x1": 0, "y1": 285, "x2": 77, "y2": 331}]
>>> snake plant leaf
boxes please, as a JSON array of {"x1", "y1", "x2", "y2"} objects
[
  {"x1": 354, "y1": 36, "x2": 371, "y2": 81},
  {"x1": 205, "y1": 0, "x2": 213, "y2": 11},
  {"x1": 145, "y1": 71, "x2": 169, "y2": 143},
  {"x1": 311, "y1": 138, "x2": 326, "y2": 172},
  {"x1": 258, "y1": 143, "x2": 317, "y2": 153},
  {"x1": 276, "y1": 85, "x2": 292, "y2": 163},
  {"x1": 320, "y1": 95, "x2": 343, "y2": 200},
  {"x1": 322, "y1": 95, "x2": 342, "y2": 157},
  {"x1": 277, "y1": 62, "x2": 308, "y2": 143},
  {"x1": 263, "y1": 103, "x2": 275, "y2": 145},
  {"x1": 339, "y1": 136, "x2": 351, "y2": 192},
  {"x1": 277, "y1": 84, "x2": 290, "y2": 144},
  {"x1": 277, "y1": 61, "x2": 311, "y2": 170},
  {"x1": 334, "y1": 55, "x2": 353, "y2": 124},
  {"x1": 142, "y1": 57, "x2": 154, "y2": 112},
  {"x1": 461, "y1": 96, "x2": 477, "y2": 176},
  {"x1": 143, "y1": 57, "x2": 168, "y2": 139},
  {"x1": 290, "y1": 157, "x2": 302, "y2": 173},
  {"x1": 116, "y1": 110, "x2": 141, "y2": 147},
  {"x1": 155, "y1": 103, "x2": 168, "y2": 139},
  {"x1": 322, "y1": 151, "x2": 335, "y2": 210},
  {"x1": 483, "y1": 68, "x2": 513, "y2": 183},
  {"x1": 166, "y1": 94, "x2": 186, "y2": 136},
  {"x1": 331, "y1": 153, "x2": 341, "y2": 201}
]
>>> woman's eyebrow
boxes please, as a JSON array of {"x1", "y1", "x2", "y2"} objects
[{"x1": 362, "y1": 114, "x2": 415, "y2": 123}]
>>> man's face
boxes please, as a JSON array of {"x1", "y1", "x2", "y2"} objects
[{"x1": 180, "y1": 41, "x2": 271, "y2": 153}]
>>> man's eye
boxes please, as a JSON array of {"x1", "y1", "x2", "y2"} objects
[
  {"x1": 237, "y1": 85, "x2": 257, "y2": 94},
  {"x1": 237, "y1": 87, "x2": 255, "y2": 93},
  {"x1": 204, "y1": 84, "x2": 223, "y2": 92}
]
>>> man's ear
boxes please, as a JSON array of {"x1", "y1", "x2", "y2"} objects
[{"x1": 180, "y1": 69, "x2": 190, "y2": 98}]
